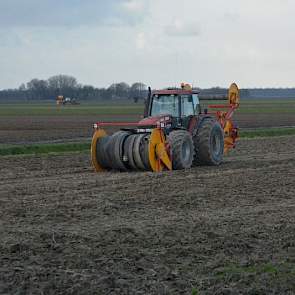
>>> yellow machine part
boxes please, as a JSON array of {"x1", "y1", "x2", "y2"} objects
[
  {"x1": 223, "y1": 83, "x2": 240, "y2": 154},
  {"x1": 181, "y1": 83, "x2": 192, "y2": 91},
  {"x1": 148, "y1": 128, "x2": 172, "y2": 172},
  {"x1": 91, "y1": 129, "x2": 107, "y2": 172},
  {"x1": 228, "y1": 83, "x2": 240, "y2": 106},
  {"x1": 56, "y1": 95, "x2": 64, "y2": 105},
  {"x1": 223, "y1": 120, "x2": 235, "y2": 154}
]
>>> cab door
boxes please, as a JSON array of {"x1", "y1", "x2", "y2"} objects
[{"x1": 180, "y1": 94, "x2": 195, "y2": 129}]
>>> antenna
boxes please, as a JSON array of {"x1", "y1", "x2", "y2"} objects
[{"x1": 175, "y1": 51, "x2": 179, "y2": 87}]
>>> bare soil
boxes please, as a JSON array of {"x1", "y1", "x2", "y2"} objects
[
  {"x1": 1, "y1": 136, "x2": 295, "y2": 294},
  {"x1": 1, "y1": 113, "x2": 295, "y2": 144},
  {"x1": 0, "y1": 115, "x2": 140, "y2": 145}
]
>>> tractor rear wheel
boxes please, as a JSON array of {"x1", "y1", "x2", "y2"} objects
[
  {"x1": 193, "y1": 118, "x2": 224, "y2": 166},
  {"x1": 168, "y1": 130, "x2": 194, "y2": 170}
]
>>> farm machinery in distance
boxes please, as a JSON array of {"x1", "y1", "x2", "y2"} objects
[
  {"x1": 56, "y1": 95, "x2": 80, "y2": 106},
  {"x1": 91, "y1": 83, "x2": 240, "y2": 172}
]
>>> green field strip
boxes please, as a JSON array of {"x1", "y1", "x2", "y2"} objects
[
  {"x1": 1, "y1": 99, "x2": 295, "y2": 116},
  {"x1": 1, "y1": 127, "x2": 295, "y2": 157},
  {"x1": 237, "y1": 108, "x2": 295, "y2": 114},
  {"x1": 214, "y1": 262, "x2": 295, "y2": 280},
  {"x1": 0, "y1": 104, "x2": 144, "y2": 116},
  {"x1": 0, "y1": 142, "x2": 90, "y2": 156},
  {"x1": 240, "y1": 127, "x2": 295, "y2": 138}
]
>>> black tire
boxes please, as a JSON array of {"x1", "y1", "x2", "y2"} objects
[
  {"x1": 168, "y1": 130, "x2": 194, "y2": 170},
  {"x1": 124, "y1": 134, "x2": 138, "y2": 170},
  {"x1": 133, "y1": 134, "x2": 146, "y2": 170},
  {"x1": 193, "y1": 118, "x2": 224, "y2": 166},
  {"x1": 139, "y1": 134, "x2": 152, "y2": 171},
  {"x1": 96, "y1": 136, "x2": 112, "y2": 169},
  {"x1": 106, "y1": 131, "x2": 130, "y2": 171}
]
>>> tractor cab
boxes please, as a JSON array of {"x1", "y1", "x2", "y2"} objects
[
  {"x1": 150, "y1": 92, "x2": 201, "y2": 117},
  {"x1": 143, "y1": 84, "x2": 201, "y2": 130}
]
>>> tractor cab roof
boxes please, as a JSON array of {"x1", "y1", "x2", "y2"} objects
[
  {"x1": 152, "y1": 89, "x2": 199, "y2": 96},
  {"x1": 152, "y1": 83, "x2": 199, "y2": 96}
]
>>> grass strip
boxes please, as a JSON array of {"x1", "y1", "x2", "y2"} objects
[
  {"x1": 0, "y1": 128, "x2": 294, "y2": 157},
  {"x1": 240, "y1": 127, "x2": 295, "y2": 138},
  {"x1": 0, "y1": 142, "x2": 90, "y2": 156},
  {"x1": 214, "y1": 262, "x2": 295, "y2": 279}
]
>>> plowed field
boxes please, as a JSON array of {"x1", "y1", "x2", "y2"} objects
[
  {"x1": 1, "y1": 98, "x2": 295, "y2": 144},
  {"x1": 1, "y1": 136, "x2": 295, "y2": 294},
  {"x1": 1, "y1": 113, "x2": 295, "y2": 145}
]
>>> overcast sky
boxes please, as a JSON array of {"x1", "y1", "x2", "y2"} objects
[{"x1": 0, "y1": 0, "x2": 295, "y2": 89}]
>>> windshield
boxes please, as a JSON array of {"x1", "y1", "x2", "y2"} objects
[{"x1": 151, "y1": 95, "x2": 179, "y2": 117}]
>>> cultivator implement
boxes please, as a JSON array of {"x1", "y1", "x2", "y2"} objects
[
  {"x1": 91, "y1": 83, "x2": 240, "y2": 172},
  {"x1": 91, "y1": 125, "x2": 172, "y2": 172}
]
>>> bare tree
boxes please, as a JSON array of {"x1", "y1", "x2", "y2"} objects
[
  {"x1": 107, "y1": 82, "x2": 130, "y2": 99},
  {"x1": 26, "y1": 79, "x2": 49, "y2": 99},
  {"x1": 48, "y1": 75, "x2": 78, "y2": 97},
  {"x1": 130, "y1": 82, "x2": 147, "y2": 102}
]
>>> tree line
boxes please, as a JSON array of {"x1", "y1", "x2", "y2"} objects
[
  {"x1": 0, "y1": 75, "x2": 147, "y2": 102},
  {"x1": 1, "y1": 74, "x2": 295, "y2": 101}
]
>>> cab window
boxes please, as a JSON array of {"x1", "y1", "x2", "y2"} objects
[
  {"x1": 181, "y1": 95, "x2": 195, "y2": 116},
  {"x1": 192, "y1": 94, "x2": 201, "y2": 114}
]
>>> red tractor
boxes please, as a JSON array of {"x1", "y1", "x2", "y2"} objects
[{"x1": 91, "y1": 83, "x2": 240, "y2": 172}]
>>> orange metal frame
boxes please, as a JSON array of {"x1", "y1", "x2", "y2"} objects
[{"x1": 208, "y1": 103, "x2": 239, "y2": 153}]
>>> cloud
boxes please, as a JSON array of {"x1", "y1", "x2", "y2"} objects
[
  {"x1": 1, "y1": 0, "x2": 295, "y2": 89},
  {"x1": 135, "y1": 32, "x2": 146, "y2": 49},
  {"x1": 0, "y1": 0, "x2": 148, "y2": 27},
  {"x1": 165, "y1": 19, "x2": 201, "y2": 37},
  {"x1": 118, "y1": 0, "x2": 150, "y2": 26},
  {"x1": 122, "y1": 0, "x2": 146, "y2": 13},
  {"x1": 0, "y1": 30, "x2": 22, "y2": 47},
  {"x1": 223, "y1": 12, "x2": 240, "y2": 23}
]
